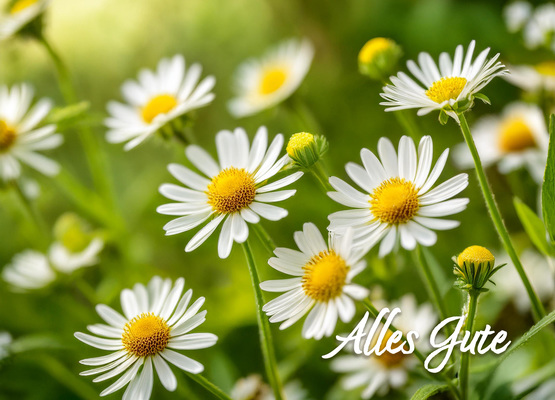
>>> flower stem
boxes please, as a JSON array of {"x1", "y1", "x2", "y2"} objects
[
  {"x1": 459, "y1": 290, "x2": 479, "y2": 400},
  {"x1": 185, "y1": 372, "x2": 233, "y2": 400},
  {"x1": 242, "y1": 240, "x2": 284, "y2": 400},
  {"x1": 252, "y1": 223, "x2": 277, "y2": 255},
  {"x1": 458, "y1": 113, "x2": 546, "y2": 321},
  {"x1": 311, "y1": 160, "x2": 333, "y2": 192}
]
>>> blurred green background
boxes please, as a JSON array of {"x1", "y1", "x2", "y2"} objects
[{"x1": 0, "y1": 0, "x2": 553, "y2": 399}]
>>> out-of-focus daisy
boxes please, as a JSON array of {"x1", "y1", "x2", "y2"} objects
[
  {"x1": 157, "y1": 126, "x2": 303, "y2": 259},
  {"x1": 453, "y1": 102, "x2": 549, "y2": 183},
  {"x1": 231, "y1": 374, "x2": 307, "y2": 400},
  {"x1": 0, "y1": 83, "x2": 62, "y2": 182},
  {"x1": 75, "y1": 276, "x2": 217, "y2": 400},
  {"x1": 0, "y1": 331, "x2": 12, "y2": 361},
  {"x1": 504, "y1": 1, "x2": 532, "y2": 33},
  {"x1": 260, "y1": 223, "x2": 369, "y2": 340},
  {"x1": 523, "y1": 3, "x2": 555, "y2": 52},
  {"x1": 328, "y1": 136, "x2": 469, "y2": 256},
  {"x1": 495, "y1": 249, "x2": 554, "y2": 313},
  {"x1": 228, "y1": 39, "x2": 314, "y2": 118},
  {"x1": 331, "y1": 295, "x2": 436, "y2": 399},
  {"x1": 0, "y1": 0, "x2": 49, "y2": 40},
  {"x1": 2, "y1": 250, "x2": 55, "y2": 291},
  {"x1": 504, "y1": 63, "x2": 555, "y2": 93},
  {"x1": 380, "y1": 40, "x2": 506, "y2": 120},
  {"x1": 105, "y1": 54, "x2": 215, "y2": 151}
]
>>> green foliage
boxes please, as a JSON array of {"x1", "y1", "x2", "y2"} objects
[
  {"x1": 514, "y1": 197, "x2": 554, "y2": 256},
  {"x1": 542, "y1": 114, "x2": 555, "y2": 245},
  {"x1": 410, "y1": 384, "x2": 450, "y2": 400}
]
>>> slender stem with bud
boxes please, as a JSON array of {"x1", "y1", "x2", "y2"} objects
[{"x1": 459, "y1": 290, "x2": 479, "y2": 400}]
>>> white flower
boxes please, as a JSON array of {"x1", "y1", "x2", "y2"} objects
[
  {"x1": 504, "y1": 1, "x2": 532, "y2": 33},
  {"x1": 260, "y1": 223, "x2": 369, "y2": 340},
  {"x1": 504, "y1": 63, "x2": 555, "y2": 93},
  {"x1": 328, "y1": 136, "x2": 469, "y2": 256},
  {"x1": 0, "y1": 83, "x2": 62, "y2": 182},
  {"x1": 494, "y1": 249, "x2": 554, "y2": 314},
  {"x1": 2, "y1": 250, "x2": 55, "y2": 291},
  {"x1": 105, "y1": 55, "x2": 215, "y2": 151},
  {"x1": 75, "y1": 276, "x2": 218, "y2": 400},
  {"x1": 231, "y1": 374, "x2": 308, "y2": 400},
  {"x1": 157, "y1": 126, "x2": 303, "y2": 259},
  {"x1": 228, "y1": 38, "x2": 314, "y2": 118},
  {"x1": 380, "y1": 40, "x2": 506, "y2": 120},
  {"x1": 453, "y1": 102, "x2": 549, "y2": 183},
  {"x1": 330, "y1": 295, "x2": 436, "y2": 399},
  {"x1": 0, "y1": 0, "x2": 49, "y2": 40},
  {"x1": 0, "y1": 331, "x2": 12, "y2": 361},
  {"x1": 523, "y1": 4, "x2": 555, "y2": 52},
  {"x1": 49, "y1": 238, "x2": 104, "y2": 274}
]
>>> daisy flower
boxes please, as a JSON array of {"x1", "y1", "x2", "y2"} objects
[
  {"x1": 380, "y1": 40, "x2": 507, "y2": 121},
  {"x1": 0, "y1": 0, "x2": 49, "y2": 40},
  {"x1": 157, "y1": 126, "x2": 303, "y2": 259},
  {"x1": 503, "y1": 1, "x2": 532, "y2": 33},
  {"x1": 331, "y1": 295, "x2": 436, "y2": 399},
  {"x1": 453, "y1": 102, "x2": 549, "y2": 183},
  {"x1": 75, "y1": 276, "x2": 218, "y2": 400},
  {"x1": 105, "y1": 54, "x2": 215, "y2": 151},
  {"x1": 523, "y1": 3, "x2": 555, "y2": 52},
  {"x1": 328, "y1": 135, "x2": 469, "y2": 256},
  {"x1": 504, "y1": 62, "x2": 555, "y2": 93},
  {"x1": 228, "y1": 38, "x2": 314, "y2": 118},
  {"x1": 0, "y1": 331, "x2": 13, "y2": 361},
  {"x1": 0, "y1": 83, "x2": 62, "y2": 182},
  {"x1": 260, "y1": 222, "x2": 369, "y2": 340},
  {"x1": 2, "y1": 250, "x2": 55, "y2": 291}
]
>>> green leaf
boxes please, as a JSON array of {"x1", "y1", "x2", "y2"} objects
[
  {"x1": 44, "y1": 101, "x2": 90, "y2": 125},
  {"x1": 474, "y1": 93, "x2": 491, "y2": 105},
  {"x1": 475, "y1": 308, "x2": 555, "y2": 399},
  {"x1": 411, "y1": 384, "x2": 450, "y2": 399},
  {"x1": 439, "y1": 109, "x2": 449, "y2": 125},
  {"x1": 543, "y1": 114, "x2": 555, "y2": 244},
  {"x1": 513, "y1": 197, "x2": 554, "y2": 256}
]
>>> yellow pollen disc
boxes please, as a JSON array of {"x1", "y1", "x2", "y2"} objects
[
  {"x1": 122, "y1": 313, "x2": 170, "y2": 357},
  {"x1": 286, "y1": 132, "x2": 314, "y2": 156},
  {"x1": 141, "y1": 94, "x2": 178, "y2": 124},
  {"x1": 457, "y1": 245, "x2": 495, "y2": 268},
  {"x1": 259, "y1": 68, "x2": 288, "y2": 95},
  {"x1": 207, "y1": 167, "x2": 256, "y2": 214},
  {"x1": 535, "y1": 61, "x2": 555, "y2": 77},
  {"x1": 374, "y1": 329, "x2": 408, "y2": 368},
  {"x1": 370, "y1": 178, "x2": 420, "y2": 224},
  {"x1": 358, "y1": 37, "x2": 392, "y2": 64},
  {"x1": 497, "y1": 117, "x2": 536, "y2": 153},
  {"x1": 425, "y1": 77, "x2": 467, "y2": 104},
  {"x1": 0, "y1": 120, "x2": 17, "y2": 153},
  {"x1": 302, "y1": 250, "x2": 349, "y2": 302},
  {"x1": 10, "y1": 0, "x2": 38, "y2": 14}
]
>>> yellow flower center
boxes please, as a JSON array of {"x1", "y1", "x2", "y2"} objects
[
  {"x1": 141, "y1": 94, "x2": 178, "y2": 124},
  {"x1": 358, "y1": 37, "x2": 392, "y2": 64},
  {"x1": 10, "y1": 0, "x2": 38, "y2": 14},
  {"x1": 259, "y1": 68, "x2": 288, "y2": 95},
  {"x1": 374, "y1": 329, "x2": 409, "y2": 368},
  {"x1": 498, "y1": 117, "x2": 536, "y2": 153},
  {"x1": 457, "y1": 245, "x2": 495, "y2": 268},
  {"x1": 122, "y1": 313, "x2": 170, "y2": 357},
  {"x1": 425, "y1": 77, "x2": 467, "y2": 104},
  {"x1": 535, "y1": 61, "x2": 555, "y2": 77},
  {"x1": 302, "y1": 250, "x2": 349, "y2": 302},
  {"x1": 286, "y1": 132, "x2": 314, "y2": 156},
  {"x1": 370, "y1": 178, "x2": 420, "y2": 224},
  {"x1": 207, "y1": 167, "x2": 257, "y2": 214},
  {"x1": 0, "y1": 120, "x2": 17, "y2": 153}
]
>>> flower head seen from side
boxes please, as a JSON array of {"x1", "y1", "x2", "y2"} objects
[
  {"x1": 0, "y1": 0, "x2": 49, "y2": 40},
  {"x1": 328, "y1": 135, "x2": 469, "y2": 256},
  {"x1": 0, "y1": 83, "x2": 62, "y2": 182},
  {"x1": 503, "y1": 1, "x2": 532, "y2": 33},
  {"x1": 523, "y1": 3, "x2": 555, "y2": 52},
  {"x1": 504, "y1": 63, "x2": 555, "y2": 93},
  {"x1": 75, "y1": 276, "x2": 217, "y2": 400},
  {"x1": 2, "y1": 250, "x2": 56, "y2": 291},
  {"x1": 157, "y1": 126, "x2": 303, "y2": 259},
  {"x1": 358, "y1": 37, "x2": 403, "y2": 81},
  {"x1": 454, "y1": 245, "x2": 505, "y2": 293},
  {"x1": 228, "y1": 38, "x2": 314, "y2": 118},
  {"x1": 380, "y1": 40, "x2": 507, "y2": 121},
  {"x1": 105, "y1": 54, "x2": 215, "y2": 151},
  {"x1": 453, "y1": 102, "x2": 549, "y2": 183},
  {"x1": 331, "y1": 295, "x2": 436, "y2": 399},
  {"x1": 260, "y1": 223, "x2": 369, "y2": 340}
]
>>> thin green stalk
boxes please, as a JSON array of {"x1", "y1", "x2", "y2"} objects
[
  {"x1": 242, "y1": 240, "x2": 284, "y2": 400},
  {"x1": 458, "y1": 113, "x2": 546, "y2": 321},
  {"x1": 362, "y1": 299, "x2": 460, "y2": 399},
  {"x1": 12, "y1": 180, "x2": 48, "y2": 238},
  {"x1": 311, "y1": 161, "x2": 333, "y2": 192},
  {"x1": 185, "y1": 372, "x2": 233, "y2": 400},
  {"x1": 252, "y1": 223, "x2": 277, "y2": 255},
  {"x1": 393, "y1": 110, "x2": 421, "y2": 141},
  {"x1": 414, "y1": 245, "x2": 449, "y2": 324},
  {"x1": 459, "y1": 291, "x2": 479, "y2": 400},
  {"x1": 74, "y1": 277, "x2": 98, "y2": 305}
]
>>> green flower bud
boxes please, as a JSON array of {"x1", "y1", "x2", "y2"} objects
[
  {"x1": 286, "y1": 132, "x2": 328, "y2": 169},
  {"x1": 358, "y1": 38, "x2": 402, "y2": 81},
  {"x1": 453, "y1": 245, "x2": 505, "y2": 293}
]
